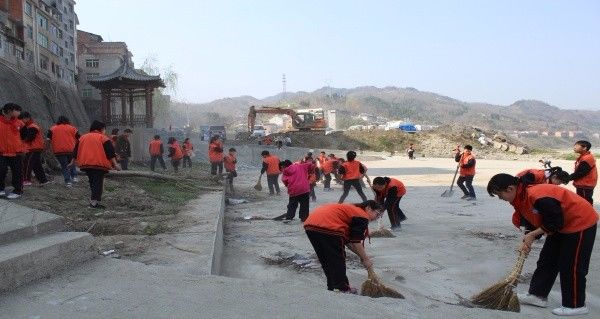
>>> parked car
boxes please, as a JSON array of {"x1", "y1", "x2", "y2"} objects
[{"x1": 251, "y1": 125, "x2": 266, "y2": 137}]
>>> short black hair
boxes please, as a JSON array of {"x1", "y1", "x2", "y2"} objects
[
  {"x1": 464, "y1": 145, "x2": 473, "y2": 150},
  {"x1": 57, "y1": 116, "x2": 70, "y2": 124},
  {"x1": 111, "y1": 128, "x2": 120, "y2": 135},
  {"x1": 153, "y1": 135, "x2": 160, "y2": 139},
  {"x1": 548, "y1": 167, "x2": 570, "y2": 184},
  {"x1": 487, "y1": 173, "x2": 518, "y2": 197},
  {"x1": 354, "y1": 200, "x2": 383, "y2": 211},
  {"x1": 124, "y1": 129, "x2": 133, "y2": 133},
  {"x1": 575, "y1": 140, "x2": 591, "y2": 151},
  {"x1": 229, "y1": 148, "x2": 236, "y2": 152},
  {"x1": 261, "y1": 150, "x2": 269, "y2": 156},
  {"x1": 18, "y1": 111, "x2": 31, "y2": 120},
  {"x1": 346, "y1": 151, "x2": 357, "y2": 160},
  {"x1": 89, "y1": 120, "x2": 106, "y2": 132},
  {"x1": 168, "y1": 137, "x2": 176, "y2": 143},
  {"x1": 279, "y1": 160, "x2": 292, "y2": 169},
  {"x1": 372, "y1": 177, "x2": 388, "y2": 185},
  {"x1": 2, "y1": 102, "x2": 22, "y2": 114}
]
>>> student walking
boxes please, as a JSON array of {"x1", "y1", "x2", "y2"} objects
[
  {"x1": 148, "y1": 135, "x2": 166, "y2": 171},
  {"x1": 19, "y1": 112, "x2": 48, "y2": 186},
  {"x1": 455, "y1": 144, "x2": 476, "y2": 200},
  {"x1": 182, "y1": 138, "x2": 194, "y2": 168},
  {"x1": 115, "y1": 129, "x2": 132, "y2": 170},
  {"x1": 321, "y1": 154, "x2": 336, "y2": 191},
  {"x1": 223, "y1": 148, "x2": 237, "y2": 194},
  {"x1": 0, "y1": 103, "x2": 24, "y2": 199},
  {"x1": 208, "y1": 136, "x2": 224, "y2": 175},
  {"x1": 261, "y1": 150, "x2": 281, "y2": 195},
  {"x1": 304, "y1": 201, "x2": 383, "y2": 293},
  {"x1": 338, "y1": 151, "x2": 368, "y2": 203},
  {"x1": 371, "y1": 176, "x2": 407, "y2": 230},
  {"x1": 167, "y1": 137, "x2": 184, "y2": 173},
  {"x1": 487, "y1": 173, "x2": 598, "y2": 316},
  {"x1": 74, "y1": 120, "x2": 120, "y2": 209},
  {"x1": 568, "y1": 140, "x2": 597, "y2": 204},
  {"x1": 280, "y1": 160, "x2": 313, "y2": 222},
  {"x1": 48, "y1": 116, "x2": 79, "y2": 187}
]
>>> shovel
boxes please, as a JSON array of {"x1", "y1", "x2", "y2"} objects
[
  {"x1": 254, "y1": 173, "x2": 263, "y2": 191},
  {"x1": 441, "y1": 164, "x2": 460, "y2": 197}
]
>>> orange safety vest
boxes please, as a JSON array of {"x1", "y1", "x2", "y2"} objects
[
  {"x1": 317, "y1": 154, "x2": 327, "y2": 166},
  {"x1": 23, "y1": 121, "x2": 45, "y2": 152},
  {"x1": 516, "y1": 169, "x2": 548, "y2": 185},
  {"x1": 375, "y1": 178, "x2": 406, "y2": 201},
  {"x1": 76, "y1": 131, "x2": 113, "y2": 171},
  {"x1": 511, "y1": 183, "x2": 598, "y2": 234},
  {"x1": 459, "y1": 153, "x2": 476, "y2": 176},
  {"x1": 304, "y1": 203, "x2": 371, "y2": 242},
  {"x1": 170, "y1": 142, "x2": 184, "y2": 161},
  {"x1": 50, "y1": 123, "x2": 78, "y2": 155},
  {"x1": 208, "y1": 141, "x2": 224, "y2": 162},
  {"x1": 341, "y1": 160, "x2": 364, "y2": 180},
  {"x1": 149, "y1": 140, "x2": 162, "y2": 156},
  {"x1": 224, "y1": 154, "x2": 237, "y2": 171},
  {"x1": 321, "y1": 159, "x2": 335, "y2": 174},
  {"x1": 0, "y1": 117, "x2": 25, "y2": 156},
  {"x1": 573, "y1": 151, "x2": 597, "y2": 188},
  {"x1": 263, "y1": 155, "x2": 281, "y2": 175}
]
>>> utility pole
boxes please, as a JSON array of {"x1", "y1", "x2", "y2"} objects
[{"x1": 282, "y1": 73, "x2": 286, "y2": 101}]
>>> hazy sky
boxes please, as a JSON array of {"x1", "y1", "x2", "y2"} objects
[{"x1": 77, "y1": 0, "x2": 600, "y2": 109}]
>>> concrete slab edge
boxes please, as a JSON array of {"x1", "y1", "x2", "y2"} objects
[{"x1": 209, "y1": 181, "x2": 227, "y2": 275}]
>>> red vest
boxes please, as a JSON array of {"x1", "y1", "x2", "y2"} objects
[
  {"x1": 76, "y1": 131, "x2": 112, "y2": 171},
  {"x1": 263, "y1": 155, "x2": 281, "y2": 175},
  {"x1": 224, "y1": 154, "x2": 237, "y2": 171},
  {"x1": 516, "y1": 169, "x2": 548, "y2": 185},
  {"x1": 170, "y1": 142, "x2": 184, "y2": 161},
  {"x1": 50, "y1": 124, "x2": 78, "y2": 155},
  {"x1": 23, "y1": 121, "x2": 45, "y2": 152},
  {"x1": 459, "y1": 153, "x2": 476, "y2": 176},
  {"x1": 573, "y1": 152, "x2": 597, "y2": 188},
  {"x1": 0, "y1": 117, "x2": 25, "y2": 156},
  {"x1": 341, "y1": 160, "x2": 364, "y2": 180},
  {"x1": 375, "y1": 178, "x2": 406, "y2": 201},
  {"x1": 149, "y1": 140, "x2": 162, "y2": 156},
  {"x1": 208, "y1": 141, "x2": 224, "y2": 162},
  {"x1": 304, "y1": 203, "x2": 370, "y2": 242}
]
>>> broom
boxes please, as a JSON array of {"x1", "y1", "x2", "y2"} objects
[
  {"x1": 471, "y1": 250, "x2": 528, "y2": 312},
  {"x1": 364, "y1": 175, "x2": 394, "y2": 238},
  {"x1": 361, "y1": 266, "x2": 404, "y2": 299},
  {"x1": 254, "y1": 174, "x2": 263, "y2": 191}
]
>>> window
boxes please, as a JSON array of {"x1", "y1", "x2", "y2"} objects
[
  {"x1": 40, "y1": 54, "x2": 49, "y2": 70},
  {"x1": 64, "y1": 58, "x2": 68, "y2": 65},
  {"x1": 26, "y1": 49, "x2": 34, "y2": 63},
  {"x1": 82, "y1": 89, "x2": 93, "y2": 98},
  {"x1": 26, "y1": 25, "x2": 33, "y2": 39},
  {"x1": 69, "y1": 53, "x2": 74, "y2": 63},
  {"x1": 69, "y1": 36, "x2": 74, "y2": 46},
  {"x1": 58, "y1": 29, "x2": 63, "y2": 39},
  {"x1": 87, "y1": 73, "x2": 99, "y2": 80},
  {"x1": 50, "y1": 42, "x2": 59, "y2": 55},
  {"x1": 69, "y1": 19, "x2": 74, "y2": 31},
  {"x1": 25, "y1": 2, "x2": 33, "y2": 16},
  {"x1": 85, "y1": 59, "x2": 99, "y2": 68},
  {"x1": 37, "y1": 33, "x2": 48, "y2": 48},
  {"x1": 50, "y1": 24, "x2": 59, "y2": 37},
  {"x1": 59, "y1": 47, "x2": 64, "y2": 57},
  {"x1": 37, "y1": 13, "x2": 48, "y2": 30},
  {"x1": 14, "y1": 47, "x2": 24, "y2": 60}
]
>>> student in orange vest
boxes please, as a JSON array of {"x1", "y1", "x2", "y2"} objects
[
  {"x1": 208, "y1": 135, "x2": 224, "y2": 175},
  {"x1": 182, "y1": 137, "x2": 194, "y2": 168},
  {"x1": 167, "y1": 137, "x2": 184, "y2": 173},
  {"x1": 223, "y1": 148, "x2": 237, "y2": 194},
  {"x1": 317, "y1": 151, "x2": 327, "y2": 181},
  {"x1": 568, "y1": 140, "x2": 597, "y2": 204},
  {"x1": 487, "y1": 173, "x2": 598, "y2": 316},
  {"x1": 372, "y1": 176, "x2": 407, "y2": 230},
  {"x1": 73, "y1": 120, "x2": 120, "y2": 209},
  {"x1": 0, "y1": 103, "x2": 25, "y2": 199},
  {"x1": 320, "y1": 154, "x2": 336, "y2": 191},
  {"x1": 454, "y1": 144, "x2": 476, "y2": 200},
  {"x1": 48, "y1": 116, "x2": 80, "y2": 187},
  {"x1": 148, "y1": 135, "x2": 166, "y2": 171},
  {"x1": 304, "y1": 200, "x2": 384, "y2": 293},
  {"x1": 261, "y1": 150, "x2": 281, "y2": 195},
  {"x1": 517, "y1": 167, "x2": 569, "y2": 186},
  {"x1": 338, "y1": 151, "x2": 368, "y2": 203},
  {"x1": 18, "y1": 112, "x2": 49, "y2": 186},
  {"x1": 303, "y1": 152, "x2": 318, "y2": 202}
]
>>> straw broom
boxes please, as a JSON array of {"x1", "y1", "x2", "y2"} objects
[
  {"x1": 254, "y1": 174, "x2": 263, "y2": 191},
  {"x1": 471, "y1": 250, "x2": 528, "y2": 312},
  {"x1": 361, "y1": 266, "x2": 404, "y2": 299}
]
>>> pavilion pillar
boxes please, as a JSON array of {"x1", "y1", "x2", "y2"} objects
[
  {"x1": 121, "y1": 88, "x2": 127, "y2": 125},
  {"x1": 100, "y1": 89, "x2": 109, "y2": 123},
  {"x1": 105, "y1": 89, "x2": 112, "y2": 123},
  {"x1": 129, "y1": 89, "x2": 135, "y2": 127},
  {"x1": 145, "y1": 87, "x2": 154, "y2": 128}
]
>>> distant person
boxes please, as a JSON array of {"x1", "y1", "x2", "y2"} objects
[
  {"x1": 167, "y1": 137, "x2": 183, "y2": 173},
  {"x1": 406, "y1": 143, "x2": 415, "y2": 160},
  {"x1": 280, "y1": 159, "x2": 313, "y2": 222},
  {"x1": 182, "y1": 137, "x2": 194, "y2": 168},
  {"x1": 371, "y1": 176, "x2": 407, "y2": 230},
  {"x1": 115, "y1": 129, "x2": 132, "y2": 170},
  {"x1": 208, "y1": 136, "x2": 224, "y2": 175},
  {"x1": 284, "y1": 136, "x2": 292, "y2": 146},
  {"x1": 48, "y1": 115, "x2": 79, "y2": 187},
  {"x1": 110, "y1": 128, "x2": 119, "y2": 148},
  {"x1": 73, "y1": 120, "x2": 120, "y2": 209},
  {"x1": 454, "y1": 144, "x2": 476, "y2": 200},
  {"x1": 0, "y1": 103, "x2": 24, "y2": 199},
  {"x1": 338, "y1": 151, "x2": 368, "y2": 203},
  {"x1": 320, "y1": 154, "x2": 336, "y2": 191},
  {"x1": 261, "y1": 150, "x2": 281, "y2": 195},
  {"x1": 303, "y1": 201, "x2": 383, "y2": 293},
  {"x1": 568, "y1": 140, "x2": 597, "y2": 204},
  {"x1": 304, "y1": 153, "x2": 318, "y2": 202},
  {"x1": 148, "y1": 135, "x2": 166, "y2": 171},
  {"x1": 19, "y1": 111, "x2": 48, "y2": 186},
  {"x1": 487, "y1": 173, "x2": 598, "y2": 316},
  {"x1": 224, "y1": 148, "x2": 237, "y2": 194}
]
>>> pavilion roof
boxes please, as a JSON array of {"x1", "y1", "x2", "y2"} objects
[{"x1": 88, "y1": 62, "x2": 165, "y2": 89}]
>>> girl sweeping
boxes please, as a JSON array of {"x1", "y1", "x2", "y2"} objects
[
  {"x1": 304, "y1": 200, "x2": 383, "y2": 293},
  {"x1": 487, "y1": 173, "x2": 598, "y2": 316},
  {"x1": 371, "y1": 176, "x2": 407, "y2": 230},
  {"x1": 280, "y1": 160, "x2": 313, "y2": 222}
]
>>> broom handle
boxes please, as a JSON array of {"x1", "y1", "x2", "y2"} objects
[{"x1": 508, "y1": 250, "x2": 528, "y2": 282}]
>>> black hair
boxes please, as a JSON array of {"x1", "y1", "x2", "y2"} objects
[
  {"x1": 320, "y1": 151, "x2": 326, "y2": 154},
  {"x1": 279, "y1": 160, "x2": 292, "y2": 169},
  {"x1": 353, "y1": 200, "x2": 383, "y2": 211},
  {"x1": 229, "y1": 147, "x2": 236, "y2": 152},
  {"x1": 18, "y1": 111, "x2": 31, "y2": 120},
  {"x1": 575, "y1": 140, "x2": 591, "y2": 151},
  {"x1": 2, "y1": 102, "x2": 22, "y2": 114},
  {"x1": 464, "y1": 145, "x2": 473, "y2": 151},
  {"x1": 57, "y1": 116, "x2": 70, "y2": 124},
  {"x1": 111, "y1": 128, "x2": 119, "y2": 135},
  {"x1": 548, "y1": 166, "x2": 570, "y2": 184},
  {"x1": 168, "y1": 137, "x2": 176, "y2": 144},
  {"x1": 209, "y1": 135, "x2": 220, "y2": 143},
  {"x1": 487, "y1": 173, "x2": 518, "y2": 197},
  {"x1": 124, "y1": 128, "x2": 133, "y2": 133},
  {"x1": 346, "y1": 150, "x2": 357, "y2": 161},
  {"x1": 261, "y1": 150, "x2": 269, "y2": 156},
  {"x1": 153, "y1": 135, "x2": 160, "y2": 139},
  {"x1": 372, "y1": 176, "x2": 388, "y2": 186},
  {"x1": 89, "y1": 120, "x2": 106, "y2": 132},
  {"x1": 184, "y1": 137, "x2": 190, "y2": 142}
]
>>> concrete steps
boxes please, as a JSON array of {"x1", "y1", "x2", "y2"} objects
[{"x1": 0, "y1": 202, "x2": 95, "y2": 292}]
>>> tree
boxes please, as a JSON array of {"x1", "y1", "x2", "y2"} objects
[{"x1": 140, "y1": 55, "x2": 179, "y2": 128}]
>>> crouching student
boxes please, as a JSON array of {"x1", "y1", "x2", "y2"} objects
[
  {"x1": 516, "y1": 166, "x2": 569, "y2": 186},
  {"x1": 304, "y1": 200, "x2": 383, "y2": 293},
  {"x1": 167, "y1": 137, "x2": 184, "y2": 173},
  {"x1": 224, "y1": 148, "x2": 237, "y2": 194},
  {"x1": 372, "y1": 176, "x2": 407, "y2": 230},
  {"x1": 74, "y1": 120, "x2": 120, "y2": 209},
  {"x1": 487, "y1": 173, "x2": 598, "y2": 316},
  {"x1": 279, "y1": 160, "x2": 313, "y2": 222}
]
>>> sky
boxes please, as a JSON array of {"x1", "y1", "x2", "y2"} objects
[{"x1": 76, "y1": 0, "x2": 600, "y2": 109}]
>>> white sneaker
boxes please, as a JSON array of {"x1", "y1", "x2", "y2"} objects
[
  {"x1": 552, "y1": 306, "x2": 589, "y2": 316},
  {"x1": 72, "y1": 177, "x2": 80, "y2": 183},
  {"x1": 6, "y1": 193, "x2": 21, "y2": 199},
  {"x1": 0, "y1": 190, "x2": 6, "y2": 196},
  {"x1": 518, "y1": 293, "x2": 548, "y2": 308},
  {"x1": 66, "y1": 182, "x2": 73, "y2": 188}
]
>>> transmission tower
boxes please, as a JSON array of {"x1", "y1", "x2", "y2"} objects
[{"x1": 282, "y1": 73, "x2": 286, "y2": 100}]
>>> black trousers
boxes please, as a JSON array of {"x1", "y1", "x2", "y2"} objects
[
  {"x1": 210, "y1": 161, "x2": 223, "y2": 175},
  {"x1": 286, "y1": 192, "x2": 310, "y2": 221},
  {"x1": 323, "y1": 173, "x2": 332, "y2": 189},
  {"x1": 305, "y1": 230, "x2": 350, "y2": 291},
  {"x1": 0, "y1": 155, "x2": 23, "y2": 194},
  {"x1": 575, "y1": 187, "x2": 594, "y2": 205},
  {"x1": 226, "y1": 170, "x2": 237, "y2": 193},
  {"x1": 528, "y1": 225, "x2": 597, "y2": 308},
  {"x1": 23, "y1": 151, "x2": 47, "y2": 183},
  {"x1": 267, "y1": 174, "x2": 280, "y2": 195},
  {"x1": 338, "y1": 179, "x2": 368, "y2": 203},
  {"x1": 150, "y1": 155, "x2": 166, "y2": 171},
  {"x1": 457, "y1": 175, "x2": 476, "y2": 198},
  {"x1": 385, "y1": 193, "x2": 407, "y2": 228},
  {"x1": 118, "y1": 158, "x2": 129, "y2": 170},
  {"x1": 84, "y1": 169, "x2": 106, "y2": 201},
  {"x1": 171, "y1": 159, "x2": 181, "y2": 172},
  {"x1": 310, "y1": 185, "x2": 316, "y2": 201},
  {"x1": 182, "y1": 156, "x2": 192, "y2": 168}
]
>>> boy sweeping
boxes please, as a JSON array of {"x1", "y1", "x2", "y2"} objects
[
  {"x1": 454, "y1": 144, "x2": 476, "y2": 200},
  {"x1": 371, "y1": 176, "x2": 407, "y2": 230}
]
